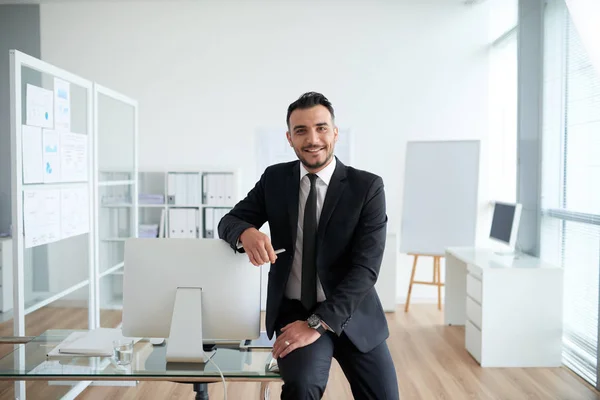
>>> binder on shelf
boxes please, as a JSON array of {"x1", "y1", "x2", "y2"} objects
[
  {"x1": 176, "y1": 174, "x2": 187, "y2": 206},
  {"x1": 207, "y1": 174, "x2": 216, "y2": 205},
  {"x1": 187, "y1": 208, "x2": 198, "y2": 238},
  {"x1": 158, "y1": 209, "x2": 165, "y2": 238},
  {"x1": 202, "y1": 174, "x2": 208, "y2": 204},
  {"x1": 203, "y1": 207, "x2": 231, "y2": 239},
  {"x1": 168, "y1": 209, "x2": 180, "y2": 238},
  {"x1": 204, "y1": 208, "x2": 214, "y2": 238},
  {"x1": 202, "y1": 173, "x2": 234, "y2": 206},
  {"x1": 168, "y1": 208, "x2": 198, "y2": 238},
  {"x1": 225, "y1": 174, "x2": 234, "y2": 205},
  {"x1": 188, "y1": 173, "x2": 200, "y2": 205},
  {"x1": 167, "y1": 173, "x2": 176, "y2": 205}
]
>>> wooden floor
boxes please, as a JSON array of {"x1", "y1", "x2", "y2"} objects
[{"x1": 0, "y1": 304, "x2": 598, "y2": 399}]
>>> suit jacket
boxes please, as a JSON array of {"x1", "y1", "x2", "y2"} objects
[{"x1": 218, "y1": 157, "x2": 389, "y2": 353}]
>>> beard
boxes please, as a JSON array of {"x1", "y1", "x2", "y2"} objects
[{"x1": 295, "y1": 146, "x2": 334, "y2": 170}]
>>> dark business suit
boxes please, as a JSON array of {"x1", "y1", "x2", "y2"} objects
[{"x1": 218, "y1": 158, "x2": 399, "y2": 399}]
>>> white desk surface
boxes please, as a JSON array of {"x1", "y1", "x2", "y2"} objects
[{"x1": 445, "y1": 247, "x2": 562, "y2": 270}]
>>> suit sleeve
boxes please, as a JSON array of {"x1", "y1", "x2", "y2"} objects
[
  {"x1": 218, "y1": 171, "x2": 268, "y2": 253},
  {"x1": 314, "y1": 176, "x2": 387, "y2": 335}
]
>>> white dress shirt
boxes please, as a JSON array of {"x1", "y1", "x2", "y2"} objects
[{"x1": 285, "y1": 157, "x2": 337, "y2": 303}]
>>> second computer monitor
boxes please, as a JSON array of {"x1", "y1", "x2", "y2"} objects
[
  {"x1": 121, "y1": 238, "x2": 261, "y2": 342},
  {"x1": 489, "y1": 201, "x2": 522, "y2": 249}
]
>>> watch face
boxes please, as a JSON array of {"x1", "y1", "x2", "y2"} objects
[{"x1": 307, "y1": 314, "x2": 320, "y2": 327}]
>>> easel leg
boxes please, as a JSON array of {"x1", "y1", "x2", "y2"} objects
[
  {"x1": 435, "y1": 256, "x2": 442, "y2": 310},
  {"x1": 405, "y1": 255, "x2": 419, "y2": 312}
]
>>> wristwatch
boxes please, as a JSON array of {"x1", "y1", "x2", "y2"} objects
[{"x1": 307, "y1": 314, "x2": 327, "y2": 335}]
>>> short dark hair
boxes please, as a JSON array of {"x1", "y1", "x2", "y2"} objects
[{"x1": 286, "y1": 92, "x2": 335, "y2": 127}]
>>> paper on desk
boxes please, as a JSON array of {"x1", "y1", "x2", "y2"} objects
[
  {"x1": 47, "y1": 328, "x2": 140, "y2": 357},
  {"x1": 30, "y1": 357, "x2": 111, "y2": 375}
]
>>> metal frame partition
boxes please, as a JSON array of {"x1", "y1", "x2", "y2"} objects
[{"x1": 9, "y1": 49, "x2": 139, "y2": 399}]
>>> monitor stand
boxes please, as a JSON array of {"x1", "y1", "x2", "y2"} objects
[
  {"x1": 493, "y1": 249, "x2": 522, "y2": 259},
  {"x1": 166, "y1": 287, "x2": 215, "y2": 363}
]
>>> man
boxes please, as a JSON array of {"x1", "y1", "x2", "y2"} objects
[{"x1": 218, "y1": 92, "x2": 399, "y2": 399}]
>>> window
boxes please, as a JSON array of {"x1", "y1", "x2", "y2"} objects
[
  {"x1": 487, "y1": 0, "x2": 518, "y2": 203},
  {"x1": 541, "y1": 0, "x2": 600, "y2": 387}
]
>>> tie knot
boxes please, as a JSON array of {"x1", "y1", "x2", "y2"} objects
[{"x1": 307, "y1": 173, "x2": 318, "y2": 185}]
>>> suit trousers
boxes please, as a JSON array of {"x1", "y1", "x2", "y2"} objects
[{"x1": 275, "y1": 298, "x2": 400, "y2": 400}]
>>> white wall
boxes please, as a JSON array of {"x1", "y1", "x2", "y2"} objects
[
  {"x1": 0, "y1": 5, "x2": 41, "y2": 236},
  {"x1": 40, "y1": 0, "x2": 492, "y2": 305}
]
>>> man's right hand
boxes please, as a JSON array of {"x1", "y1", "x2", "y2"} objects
[{"x1": 239, "y1": 228, "x2": 277, "y2": 266}]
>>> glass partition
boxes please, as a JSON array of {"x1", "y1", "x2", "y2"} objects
[
  {"x1": 97, "y1": 92, "x2": 135, "y2": 182},
  {"x1": 94, "y1": 85, "x2": 138, "y2": 327},
  {"x1": 99, "y1": 274, "x2": 123, "y2": 328}
]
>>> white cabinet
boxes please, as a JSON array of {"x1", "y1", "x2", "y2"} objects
[
  {"x1": 375, "y1": 232, "x2": 398, "y2": 312},
  {"x1": 0, "y1": 238, "x2": 13, "y2": 312},
  {"x1": 445, "y1": 247, "x2": 564, "y2": 367}
]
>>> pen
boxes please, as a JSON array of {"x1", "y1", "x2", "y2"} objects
[{"x1": 274, "y1": 249, "x2": 286, "y2": 255}]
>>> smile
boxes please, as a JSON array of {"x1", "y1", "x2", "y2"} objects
[{"x1": 305, "y1": 148, "x2": 324, "y2": 153}]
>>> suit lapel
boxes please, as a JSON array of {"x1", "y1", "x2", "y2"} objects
[
  {"x1": 317, "y1": 159, "x2": 347, "y2": 246},
  {"x1": 286, "y1": 161, "x2": 300, "y2": 247}
]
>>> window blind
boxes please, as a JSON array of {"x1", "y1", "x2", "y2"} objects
[{"x1": 541, "y1": 1, "x2": 600, "y2": 387}]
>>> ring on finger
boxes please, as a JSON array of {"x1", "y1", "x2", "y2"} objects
[{"x1": 284, "y1": 340, "x2": 290, "y2": 346}]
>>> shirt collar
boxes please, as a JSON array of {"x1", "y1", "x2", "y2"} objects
[{"x1": 299, "y1": 156, "x2": 337, "y2": 186}]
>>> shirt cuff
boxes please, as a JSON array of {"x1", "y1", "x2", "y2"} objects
[{"x1": 320, "y1": 318, "x2": 334, "y2": 332}]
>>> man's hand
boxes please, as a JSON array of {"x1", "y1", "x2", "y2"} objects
[
  {"x1": 239, "y1": 227, "x2": 277, "y2": 266},
  {"x1": 272, "y1": 320, "x2": 321, "y2": 359}
]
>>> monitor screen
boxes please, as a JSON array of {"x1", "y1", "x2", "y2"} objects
[{"x1": 490, "y1": 203, "x2": 516, "y2": 244}]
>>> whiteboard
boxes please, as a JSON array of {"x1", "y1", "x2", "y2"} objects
[{"x1": 399, "y1": 140, "x2": 480, "y2": 255}]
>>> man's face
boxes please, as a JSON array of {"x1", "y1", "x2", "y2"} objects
[{"x1": 286, "y1": 105, "x2": 338, "y2": 173}]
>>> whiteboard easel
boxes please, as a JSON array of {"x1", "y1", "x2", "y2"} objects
[{"x1": 400, "y1": 140, "x2": 480, "y2": 310}]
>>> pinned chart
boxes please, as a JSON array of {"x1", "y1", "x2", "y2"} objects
[
  {"x1": 54, "y1": 78, "x2": 71, "y2": 132},
  {"x1": 42, "y1": 129, "x2": 61, "y2": 183},
  {"x1": 21, "y1": 125, "x2": 44, "y2": 184},
  {"x1": 23, "y1": 189, "x2": 61, "y2": 248},
  {"x1": 61, "y1": 132, "x2": 88, "y2": 182},
  {"x1": 61, "y1": 188, "x2": 89, "y2": 239},
  {"x1": 26, "y1": 84, "x2": 54, "y2": 129},
  {"x1": 23, "y1": 188, "x2": 90, "y2": 248}
]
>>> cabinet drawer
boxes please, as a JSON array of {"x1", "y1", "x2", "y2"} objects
[
  {"x1": 466, "y1": 295, "x2": 482, "y2": 329},
  {"x1": 466, "y1": 263, "x2": 482, "y2": 279},
  {"x1": 465, "y1": 320, "x2": 482, "y2": 364},
  {"x1": 466, "y1": 273, "x2": 482, "y2": 303}
]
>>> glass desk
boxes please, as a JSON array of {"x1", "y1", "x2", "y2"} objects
[{"x1": 0, "y1": 330, "x2": 281, "y2": 399}]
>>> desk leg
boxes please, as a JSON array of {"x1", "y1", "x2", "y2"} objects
[
  {"x1": 193, "y1": 383, "x2": 209, "y2": 400},
  {"x1": 260, "y1": 382, "x2": 270, "y2": 400}
]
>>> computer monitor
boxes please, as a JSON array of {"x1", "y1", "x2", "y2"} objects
[
  {"x1": 489, "y1": 201, "x2": 522, "y2": 250},
  {"x1": 121, "y1": 238, "x2": 261, "y2": 363}
]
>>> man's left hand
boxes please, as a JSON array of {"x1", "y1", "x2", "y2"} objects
[{"x1": 272, "y1": 320, "x2": 321, "y2": 359}]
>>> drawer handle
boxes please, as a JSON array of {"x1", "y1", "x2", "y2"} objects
[
  {"x1": 468, "y1": 318, "x2": 481, "y2": 331},
  {"x1": 466, "y1": 294, "x2": 481, "y2": 306}
]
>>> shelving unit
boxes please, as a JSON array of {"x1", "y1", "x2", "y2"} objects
[
  {"x1": 136, "y1": 170, "x2": 239, "y2": 239},
  {"x1": 97, "y1": 169, "x2": 239, "y2": 310}
]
